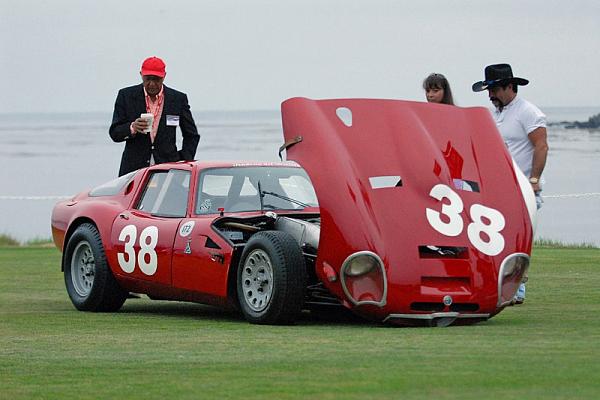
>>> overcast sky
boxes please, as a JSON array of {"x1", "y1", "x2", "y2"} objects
[{"x1": 1, "y1": 0, "x2": 598, "y2": 113}]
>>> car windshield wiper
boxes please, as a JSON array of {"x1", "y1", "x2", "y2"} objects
[
  {"x1": 260, "y1": 190, "x2": 311, "y2": 209},
  {"x1": 258, "y1": 180, "x2": 265, "y2": 211}
]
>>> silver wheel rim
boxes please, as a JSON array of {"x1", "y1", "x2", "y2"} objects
[
  {"x1": 242, "y1": 249, "x2": 274, "y2": 312},
  {"x1": 71, "y1": 241, "x2": 95, "y2": 297}
]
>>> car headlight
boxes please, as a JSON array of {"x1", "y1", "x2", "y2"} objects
[
  {"x1": 345, "y1": 254, "x2": 378, "y2": 276},
  {"x1": 340, "y1": 251, "x2": 387, "y2": 307},
  {"x1": 497, "y1": 253, "x2": 530, "y2": 307}
]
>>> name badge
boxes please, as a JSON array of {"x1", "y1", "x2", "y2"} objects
[{"x1": 167, "y1": 115, "x2": 180, "y2": 127}]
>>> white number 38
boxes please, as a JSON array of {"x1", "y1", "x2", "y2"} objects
[
  {"x1": 117, "y1": 225, "x2": 159, "y2": 275},
  {"x1": 425, "y1": 184, "x2": 505, "y2": 256}
]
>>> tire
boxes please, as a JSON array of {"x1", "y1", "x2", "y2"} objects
[
  {"x1": 237, "y1": 231, "x2": 307, "y2": 324},
  {"x1": 64, "y1": 223, "x2": 127, "y2": 312}
]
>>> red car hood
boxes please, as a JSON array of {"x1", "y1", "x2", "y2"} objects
[{"x1": 281, "y1": 97, "x2": 533, "y2": 320}]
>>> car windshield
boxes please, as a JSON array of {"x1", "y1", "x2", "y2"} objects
[{"x1": 196, "y1": 166, "x2": 318, "y2": 214}]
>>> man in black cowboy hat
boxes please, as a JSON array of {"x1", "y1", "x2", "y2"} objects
[{"x1": 473, "y1": 63, "x2": 549, "y2": 304}]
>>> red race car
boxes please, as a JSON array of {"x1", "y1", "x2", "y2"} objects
[{"x1": 52, "y1": 98, "x2": 537, "y2": 326}]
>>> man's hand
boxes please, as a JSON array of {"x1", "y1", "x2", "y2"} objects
[
  {"x1": 528, "y1": 127, "x2": 548, "y2": 191},
  {"x1": 132, "y1": 118, "x2": 151, "y2": 134}
]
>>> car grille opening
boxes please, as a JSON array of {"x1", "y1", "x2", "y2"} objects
[
  {"x1": 411, "y1": 302, "x2": 445, "y2": 312},
  {"x1": 452, "y1": 178, "x2": 480, "y2": 192},
  {"x1": 419, "y1": 246, "x2": 469, "y2": 259},
  {"x1": 449, "y1": 303, "x2": 479, "y2": 312},
  {"x1": 410, "y1": 302, "x2": 479, "y2": 313}
]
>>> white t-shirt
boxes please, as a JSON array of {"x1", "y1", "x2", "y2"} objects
[{"x1": 492, "y1": 96, "x2": 546, "y2": 179}]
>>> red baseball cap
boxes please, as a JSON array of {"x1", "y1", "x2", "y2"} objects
[{"x1": 140, "y1": 56, "x2": 166, "y2": 77}]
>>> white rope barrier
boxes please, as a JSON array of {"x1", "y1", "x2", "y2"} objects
[
  {"x1": 542, "y1": 192, "x2": 600, "y2": 199},
  {"x1": 0, "y1": 195, "x2": 72, "y2": 200}
]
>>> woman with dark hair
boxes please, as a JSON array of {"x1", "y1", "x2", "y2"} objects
[{"x1": 423, "y1": 73, "x2": 455, "y2": 105}]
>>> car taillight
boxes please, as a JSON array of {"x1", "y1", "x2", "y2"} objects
[
  {"x1": 340, "y1": 251, "x2": 387, "y2": 307},
  {"x1": 497, "y1": 253, "x2": 530, "y2": 307}
]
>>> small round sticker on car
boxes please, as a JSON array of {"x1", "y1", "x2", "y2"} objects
[{"x1": 179, "y1": 221, "x2": 195, "y2": 237}]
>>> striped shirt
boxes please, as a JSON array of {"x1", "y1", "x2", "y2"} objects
[{"x1": 144, "y1": 86, "x2": 165, "y2": 143}]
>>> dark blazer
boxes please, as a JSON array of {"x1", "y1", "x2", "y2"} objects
[{"x1": 109, "y1": 84, "x2": 200, "y2": 176}]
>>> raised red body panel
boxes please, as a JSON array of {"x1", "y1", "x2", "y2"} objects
[{"x1": 281, "y1": 97, "x2": 533, "y2": 319}]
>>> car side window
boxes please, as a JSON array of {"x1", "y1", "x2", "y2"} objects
[
  {"x1": 136, "y1": 169, "x2": 190, "y2": 217},
  {"x1": 89, "y1": 171, "x2": 137, "y2": 197}
]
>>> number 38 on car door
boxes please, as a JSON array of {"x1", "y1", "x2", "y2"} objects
[{"x1": 109, "y1": 169, "x2": 191, "y2": 285}]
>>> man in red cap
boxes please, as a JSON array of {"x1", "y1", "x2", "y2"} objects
[{"x1": 109, "y1": 56, "x2": 199, "y2": 176}]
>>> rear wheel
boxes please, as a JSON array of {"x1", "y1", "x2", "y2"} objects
[
  {"x1": 237, "y1": 231, "x2": 306, "y2": 324},
  {"x1": 64, "y1": 223, "x2": 127, "y2": 311}
]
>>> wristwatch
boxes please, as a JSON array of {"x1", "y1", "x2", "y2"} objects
[{"x1": 529, "y1": 177, "x2": 539, "y2": 184}]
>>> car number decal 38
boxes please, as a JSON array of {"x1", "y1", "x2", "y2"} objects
[
  {"x1": 425, "y1": 184, "x2": 506, "y2": 256},
  {"x1": 117, "y1": 225, "x2": 159, "y2": 275}
]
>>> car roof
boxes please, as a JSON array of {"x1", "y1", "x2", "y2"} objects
[{"x1": 150, "y1": 160, "x2": 301, "y2": 170}]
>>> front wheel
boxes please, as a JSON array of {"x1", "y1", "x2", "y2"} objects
[
  {"x1": 237, "y1": 231, "x2": 306, "y2": 324},
  {"x1": 64, "y1": 223, "x2": 127, "y2": 312}
]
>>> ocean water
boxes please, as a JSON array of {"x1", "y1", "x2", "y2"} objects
[{"x1": 0, "y1": 106, "x2": 599, "y2": 246}]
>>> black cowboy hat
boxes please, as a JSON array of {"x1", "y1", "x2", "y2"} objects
[{"x1": 472, "y1": 63, "x2": 529, "y2": 92}]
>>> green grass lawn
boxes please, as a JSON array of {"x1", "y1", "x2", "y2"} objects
[{"x1": 1, "y1": 247, "x2": 599, "y2": 400}]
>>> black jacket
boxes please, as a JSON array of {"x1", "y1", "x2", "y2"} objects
[{"x1": 109, "y1": 84, "x2": 200, "y2": 176}]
